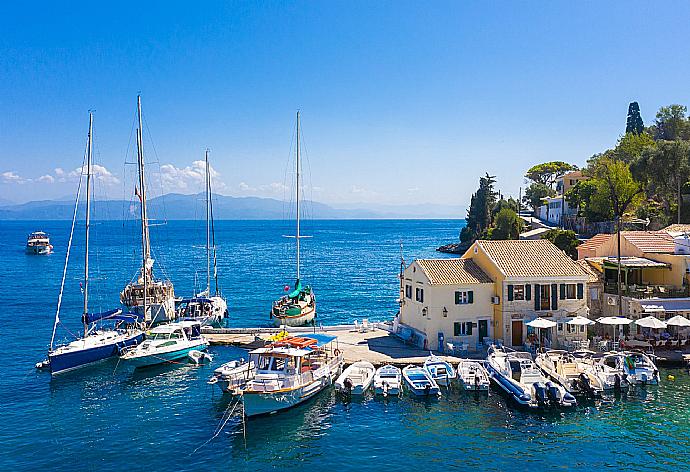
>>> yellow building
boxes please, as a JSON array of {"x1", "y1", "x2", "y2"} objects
[{"x1": 398, "y1": 239, "x2": 590, "y2": 350}]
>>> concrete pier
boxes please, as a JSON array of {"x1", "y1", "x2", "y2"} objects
[{"x1": 202, "y1": 324, "x2": 478, "y2": 366}]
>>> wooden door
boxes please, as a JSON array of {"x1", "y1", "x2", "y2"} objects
[{"x1": 511, "y1": 320, "x2": 523, "y2": 347}]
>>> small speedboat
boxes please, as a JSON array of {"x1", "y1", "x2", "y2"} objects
[
  {"x1": 335, "y1": 361, "x2": 376, "y2": 395},
  {"x1": 374, "y1": 365, "x2": 402, "y2": 397},
  {"x1": 597, "y1": 351, "x2": 659, "y2": 385},
  {"x1": 574, "y1": 350, "x2": 630, "y2": 391},
  {"x1": 209, "y1": 358, "x2": 256, "y2": 395},
  {"x1": 423, "y1": 353, "x2": 457, "y2": 387},
  {"x1": 535, "y1": 350, "x2": 605, "y2": 397},
  {"x1": 402, "y1": 365, "x2": 441, "y2": 397},
  {"x1": 120, "y1": 321, "x2": 208, "y2": 368},
  {"x1": 486, "y1": 345, "x2": 576, "y2": 409},
  {"x1": 457, "y1": 360, "x2": 490, "y2": 392},
  {"x1": 188, "y1": 349, "x2": 213, "y2": 364},
  {"x1": 26, "y1": 231, "x2": 53, "y2": 255}
]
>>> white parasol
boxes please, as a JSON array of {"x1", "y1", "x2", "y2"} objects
[{"x1": 634, "y1": 316, "x2": 667, "y2": 329}]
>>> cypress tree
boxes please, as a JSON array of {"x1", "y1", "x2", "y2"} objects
[{"x1": 626, "y1": 101, "x2": 644, "y2": 135}]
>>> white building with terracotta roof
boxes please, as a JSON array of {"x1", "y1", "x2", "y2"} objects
[{"x1": 398, "y1": 239, "x2": 590, "y2": 351}]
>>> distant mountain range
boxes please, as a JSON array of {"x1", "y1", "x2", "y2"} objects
[{"x1": 0, "y1": 193, "x2": 464, "y2": 220}]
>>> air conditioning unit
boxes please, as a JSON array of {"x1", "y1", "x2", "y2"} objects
[
  {"x1": 607, "y1": 295, "x2": 617, "y2": 306},
  {"x1": 491, "y1": 296, "x2": 500, "y2": 305}
]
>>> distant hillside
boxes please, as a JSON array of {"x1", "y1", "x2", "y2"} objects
[{"x1": 0, "y1": 193, "x2": 464, "y2": 220}]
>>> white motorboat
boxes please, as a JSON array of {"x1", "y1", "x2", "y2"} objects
[
  {"x1": 457, "y1": 360, "x2": 490, "y2": 392},
  {"x1": 120, "y1": 95, "x2": 176, "y2": 324},
  {"x1": 402, "y1": 365, "x2": 441, "y2": 397},
  {"x1": 572, "y1": 350, "x2": 630, "y2": 391},
  {"x1": 597, "y1": 351, "x2": 660, "y2": 385},
  {"x1": 486, "y1": 345, "x2": 577, "y2": 409},
  {"x1": 26, "y1": 231, "x2": 52, "y2": 255},
  {"x1": 335, "y1": 361, "x2": 376, "y2": 395},
  {"x1": 38, "y1": 112, "x2": 144, "y2": 376},
  {"x1": 120, "y1": 321, "x2": 208, "y2": 368},
  {"x1": 209, "y1": 358, "x2": 256, "y2": 395},
  {"x1": 423, "y1": 354, "x2": 457, "y2": 387},
  {"x1": 188, "y1": 349, "x2": 213, "y2": 364},
  {"x1": 373, "y1": 365, "x2": 402, "y2": 397},
  {"x1": 241, "y1": 334, "x2": 343, "y2": 417},
  {"x1": 535, "y1": 350, "x2": 605, "y2": 397}
]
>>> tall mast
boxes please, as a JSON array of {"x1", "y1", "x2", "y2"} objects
[
  {"x1": 296, "y1": 110, "x2": 301, "y2": 281},
  {"x1": 83, "y1": 111, "x2": 93, "y2": 336},
  {"x1": 136, "y1": 94, "x2": 149, "y2": 322},
  {"x1": 205, "y1": 149, "x2": 211, "y2": 294}
]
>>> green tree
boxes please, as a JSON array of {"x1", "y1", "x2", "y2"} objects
[
  {"x1": 651, "y1": 104, "x2": 689, "y2": 141},
  {"x1": 633, "y1": 140, "x2": 690, "y2": 223},
  {"x1": 625, "y1": 101, "x2": 644, "y2": 135},
  {"x1": 541, "y1": 229, "x2": 580, "y2": 260},
  {"x1": 566, "y1": 179, "x2": 613, "y2": 222},
  {"x1": 489, "y1": 207, "x2": 523, "y2": 240},
  {"x1": 523, "y1": 182, "x2": 554, "y2": 212},
  {"x1": 460, "y1": 173, "x2": 497, "y2": 244},
  {"x1": 613, "y1": 132, "x2": 655, "y2": 163},
  {"x1": 525, "y1": 161, "x2": 578, "y2": 189},
  {"x1": 589, "y1": 154, "x2": 644, "y2": 223}
]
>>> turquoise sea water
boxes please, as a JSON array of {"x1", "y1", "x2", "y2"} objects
[{"x1": 2, "y1": 219, "x2": 689, "y2": 471}]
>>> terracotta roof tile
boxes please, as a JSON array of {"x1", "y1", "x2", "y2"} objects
[
  {"x1": 663, "y1": 224, "x2": 690, "y2": 234},
  {"x1": 621, "y1": 231, "x2": 674, "y2": 253},
  {"x1": 474, "y1": 239, "x2": 588, "y2": 278},
  {"x1": 575, "y1": 259, "x2": 603, "y2": 282},
  {"x1": 416, "y1": 258, "x2": 492, "y2": 285},
  {"x1": 578, "y1": 233, "x2": 612, "y2": 251}
]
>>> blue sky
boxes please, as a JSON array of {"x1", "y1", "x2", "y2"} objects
[{"x1": 2, "y1": 1, "x2": 690, "y2": 208}]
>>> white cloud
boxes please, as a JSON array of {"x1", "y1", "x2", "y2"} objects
[
  {"x1": 69, "y1": 164, "x2": 119, "y2": 185},
  {"x1": 1, "y1": 171, "x2": 26, "y2": 184},
  {"x1": 38, "y1": 174, "x2": 55, "y2": 183},
  {"x1": 238, "y1": 181, "x2": 255, "y2": 192},
  {"x1": 159, "y1": 160, "x2": 225, "y2": 192}
]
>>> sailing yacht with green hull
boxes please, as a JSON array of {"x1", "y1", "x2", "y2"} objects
[{"x1": 270, "y1": 111, "x2": 316, "y2": 327}]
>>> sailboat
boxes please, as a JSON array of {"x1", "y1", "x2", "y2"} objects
[
  {"x1": 177, "y1": 149, "x2": 228, "y2": 326},
  {"x1": 119, "y1": 95, "x2": 176, "y2": 325},
  {"x1": 37, "y1": 112, "x2": 144, "y2": 376},
  {"x1": 270, "y1": 111, "x2": 316, "y2": 327}
]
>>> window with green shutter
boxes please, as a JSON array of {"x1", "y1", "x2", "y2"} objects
[{"x1": 507, "y1": 285, "x2": 514, "y2": 301}]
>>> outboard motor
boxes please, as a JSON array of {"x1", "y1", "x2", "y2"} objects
[
  {"x1": 424, "y1": 384, "x2": 431, "y2": 396},
  {"x1": 343, "y1": 378, "x2": 353, "y2": 393},
  {"x1": 578, "y1": 373, "x2": 594, "y2": 398},
  {"x1": 614, "y1": 373, "x2": 622, "y2": 391},
  {"x1": 546, "y1": 382, "x2": 562, "y2": 405},
  {"x1": 533, "y1": 382, "x2": 548, "y2": 406}
]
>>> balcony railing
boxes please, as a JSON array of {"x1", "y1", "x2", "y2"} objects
[{"x1": 604, "y1": 283, "x2": 689, "y2": 299}]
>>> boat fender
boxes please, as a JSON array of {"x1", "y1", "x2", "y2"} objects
[
  {"x1": 333, "y1": 349, "x2": 341, "y2": 357},
  {"x1": 667, "y1": 374, "x2": 675, "y2": 381}
]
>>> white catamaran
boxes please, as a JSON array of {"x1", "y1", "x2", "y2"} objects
[
  {"x1": 177, "y1": 150, "x2": 227, "y2": 326},
  {"x1": 38, "y1": 112, "x2": 144, "y2": 375},
  {"x1": 270, "y1": 111, "x2": 316, "y2": 327},
  {"x1": 120, "y1": 95, "x2": 176, "y2": 325}
]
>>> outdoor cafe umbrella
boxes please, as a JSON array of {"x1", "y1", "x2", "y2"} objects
[
  {"x1": 526, "y1": 317, "x2": 557, "y2": 347},
  {"x1": 666, "y1": 315, "x2": 690, "y2": 327},
  {"x1": 634, "y1": 316, "x2": 667, "y2": 330},
  {"x1": 567, "y1": 316, "x2": 595, "y2": 326},
  {"x1": 596, "y1": 316, "x2": 633, "y2": 347}
]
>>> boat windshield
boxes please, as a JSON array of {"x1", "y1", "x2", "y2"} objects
[
  {"x1": 380, "y1": 373, "x2": 398, "y2": 378},
  {"x1": 258, "y1": 355, "x2": 290, "y2": 372},
  {"x1": 150, "y1": 332, "x2": 182, "y2": 340}
]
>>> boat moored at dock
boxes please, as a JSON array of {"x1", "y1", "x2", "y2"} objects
[
  {"x1": 374, "y1": 365, "x2": 402, "y2": 396},
  {"x1": 241, "y1": 334, "x2": 343, "y2": 417},
  {"x1": 423, "y1": 354, "x2": 457, "y2": 387},
  {"x1": 535, "y1": 350, "x2": 605, "y2": 397},
  {"x1": 209, "y1": 358, "x2": 256, "y2": 395},
  {"x1": 597, "y1": 351, "x2": 660, "y2": 385},
  {"x1": 487, "y1": 345, "x2": 576, "y2": 409},
  {"x1": 335, "y1": 360, "x2": 375, "y2": 395},
  {"x1": 120, "y1": 321, "x2": 208, "y2": 368},
  {"x1": 457, "y1": 360, "x2": 490, "y2": 392},
  {"x1": 402, "y1": 365, "x2": 441, "y2": 397}
]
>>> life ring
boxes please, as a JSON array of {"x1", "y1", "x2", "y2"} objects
[{"x1": 333, "y1": 349, "x2": 341, "y2": 356}]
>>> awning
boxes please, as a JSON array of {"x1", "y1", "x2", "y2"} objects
[
  {"x1": 301, "y1": 333, "x2": 337, "y2": 347},
  {"x1": 640, "y1": 298, "x2": 690, "y2": 313},
  {"x1": 602, "y1": 257, "x2": 669, "y2": 269}
]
